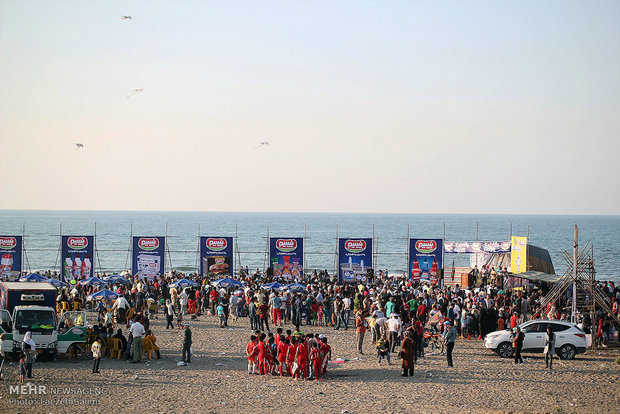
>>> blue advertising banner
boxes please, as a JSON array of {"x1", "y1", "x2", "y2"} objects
[
  {"x1": 269, "y1": 237, "x2": 303, "y2": 280},
  {"x1": 132, "y1": 236, "x2": 166, "y2": 282},
  {"x1": 0, "y1": 236, "x2": 23, "y2": 279},
  {"x1": 200, "y1": 236, "x2": 233, "y2": 277},
  {"x1": 61, "y1": 236, "x2": 94, "y2": 282},
  {"x1": 409, "y1": 239, "x2": 443, "y2": 285},
  {"x1": 338, "y1": 238, "x2": 373, "y2": 283}
]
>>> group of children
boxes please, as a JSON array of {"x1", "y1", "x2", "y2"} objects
[{"x1": 246, "y1": 327, "x2": 331, "y2": 381}]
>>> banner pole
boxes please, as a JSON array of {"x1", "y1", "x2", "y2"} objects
[
  {"x1": 124, "y1": 222, "x2": 132, "y2": 276},
  {"x1": 304, "y1": 223, "x2": 307, "y2": 277},
  {"x1": 406, "y1": 224, "x2": 410, "y2": 281},
  {"x1": 53, "y1": 223, "x2": 61, "y2": 277},
  {"x1": 235, "y1": 223, "x2": 241, "y2": 277},
  {"x1": 22, "y1": 224, "x2": 30, "y2": 275},
  {"x1": 263, "y1": 225, "x2": 269, "y2": 273},
  {"x1": 372, "y1": 224, "x2": 377, "y2": 275},
  {"x1": 195, "y1": 224, "x2": 200, "y2": 275},
  {"x1": 333, "y1": 225, "x2": 338, "y2": 278}
]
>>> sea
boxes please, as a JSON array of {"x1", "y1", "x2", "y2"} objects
[{"x1": 0, "y1": 210, "x2": 618, "y2": 283}]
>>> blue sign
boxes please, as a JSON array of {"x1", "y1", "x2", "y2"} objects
[
  {"x1": 61, "y1": 236, "x2": 95, "y2": 282},
  {"x1": 409, "y1": 239, "x2": 443, "y2": 285},
  {"x1": 132, "y1": 236, "x2": 166, "y2": 281},
  {"x1": 338, "y1": 238, "x2": 373, "y2": 283},
  {"x1": 200, "y1": 236, "x2": 233, "y2": 277},
  {"x1": 0, "y1": 235, "x2": 23, "y2": 279},
  {"x1": 269, "y1": 237, "x2": 304, "y2": 280}
]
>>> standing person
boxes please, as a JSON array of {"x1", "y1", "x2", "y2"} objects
[
  {"x1": 91, "y1": 337, "x2": 102, "y2": 373},
  {"x1": 165, "y1": 299, "x2": 175, "y2": 330},
  {"x1": 355, "y1": 310, "x2": 366, "y2": 355},
  {"x1": 442, "y1": 321, "x2": 457, "y2": 367},
  {"x1": 334, "y1": 296, "x2": 347, "y2": 330},
  {"x1": 400, "y1": 330, "x2": 415, "y2": 377},
  {"x1": 309, "y1": 342, "x2": 324, "y2": 381},
  {"x1": 512, "y1": 326, "x2": 524, "y2": 364},
  {"x1": 113, "y1": 294, "x2": 130, "y2": 324},
  {"x1": 129, "y1": 316, "x2": 145, "y2": 363},
  {"x1": 259, "y1": 301, "x2": 270, "y2": 332},
  {"x1": 248, "y1": 298, "x2": 258, "y2": 331},
  {"x1": 182, "y1": 322, "x2": 192, "y2": 364},
  {"x1": 0, "y1": 333, "x2": 6, "y2": 380},
  {"x1": 544, "y1": 325, "x2": 555, "y2": 370},
  {"x1": 22, "y1": 332, "x2": 36, "y2": 379},
  {"x1": 387, "y1": 313, "x2": 402, "y2": 353},
  {"x1": 18, "y1": 352, "x2": 26, "y2": 384},
  {"x1": 376, "y1": 333, "x2": 391, "y2": 366}
]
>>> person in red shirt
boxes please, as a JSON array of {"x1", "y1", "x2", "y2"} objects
[
  {"x1": 510, "y1": 312, "x2": 519, "y2": 329},
  {"x1": 246, "y1": 335, "x2": 258, "y2": 374},
  {"x1": 256, "y1": 333, "x2": 268, "y2": 375},
  {"x1": 294, "y1": 338, "x2": 308, "y2": 380},
  {"x1": 210, "y1": 290, "x2": 219, "y2": 315},
  {"x1": 417, "y1": 302, "x2": 427, "y2": 323},
  {"x1": 319, "y1": 336, "x2": 331, "y2": 375},
  {"x1": 286, "y1": 337, "x2": 297, "y2": 376},
  {"x1": 277, "y1": 335, "x2": 289, "y2": 376},
  {"x1": 355, "y1": 310, "x2": 367, "y2": 354},
  {"x1": 309, "y1": 342, "x2": 324, "y2": 381},
  {"x1": 259, "y1": 303, "x2": 270, "y2": 332}
]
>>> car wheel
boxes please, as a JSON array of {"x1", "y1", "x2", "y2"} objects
[
  {"x1": 559, "y1": 344, "x2": 576, "y2": 360},
  {"x1": 497, "y1": 342, "x2": 514, "y2": 358}
]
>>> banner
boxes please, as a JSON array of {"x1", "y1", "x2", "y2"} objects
[
  {"x1": 132, "y1": 236, "x2": 166, "y2": 282},
  {"x1": 269, "y1": 238, "x2": 303, "y2": 280},
  {"x1": 511, "y1": 236, "x2": 528, "y2": 274},
  {"x1": 0, "y1": 236, "x2": 23, "y2": 279},
  {"x1": 409, "y1": 239, "x2": 443, "y2": 284},
  {"x1": 200, "y1": 237, "x2": 233, "y2": 277},
  {"x1": 338, "y1": 238, "x2": 373, "y2": 283},
  {"x1": 444, "y1": 241, "x2": 511, "y2": 254},
  {"x1": 61, "y1": 236, "x2": 94, "y2": 282}
]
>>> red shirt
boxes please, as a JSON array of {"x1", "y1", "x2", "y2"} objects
[
  {"x1": 257, "y1": 341, "x2": 267, "y2": 359},
  {"x1": 287, "y1": 344, "x2": 296, "y2": 364},
  {"x1": 277, "y1": 342, "x2": 288, "y2": 362},
  {"x1": 510, "y1": 314, "x2": 518, "y2": 329},
  {"x1": 296, "y1": 342, "x2": 308, "y2": 360},
  {"x1": 247, "y1": 341, "x2": 257, "y2": 358}
]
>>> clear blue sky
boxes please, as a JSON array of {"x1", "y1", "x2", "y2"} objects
[{"x1": 1, "y1": 0, "x2": 618, "y2": 214}]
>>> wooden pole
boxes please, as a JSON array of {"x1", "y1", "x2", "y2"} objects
[{"x1": 572, "y1": 225, "x2": 578, "y2": 323}]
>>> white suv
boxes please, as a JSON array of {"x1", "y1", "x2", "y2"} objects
[{"x1": 484, "y1": 320, "x2": 587, "y2": 360}]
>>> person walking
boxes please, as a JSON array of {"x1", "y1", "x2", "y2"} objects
[
  {"x1": 355, "y1": 310, "x2": 366, "y2": 355},
  {"x1": 182, "y1": 322, "x2": 192, "y2": 364},
  {"x1": 165, "y1": 299, "x2": 175, "y2": 330},
  {"x1": 0, "y1": 333, "x2": 6, "y2": 380},
  {"x1": 22, "y1": 332, "x2": 36, "y2": 379},
  {"x1": 512, "y1": 326, "x2": 524, "y2": 364},
  {"x1": 442, "y1": 321, "x2": 457, "y2": 367},
  {"x1": 400, "y1": 330, "x2": 415, "y2": 377},
  {"x1": 129, "y1": 316, "x2": 145, "y2": 363},
  {"x1": 544, "y1": 325, "x2": 555, "y2": 370},
  {"x1": 387, "y1": 313, "x2": 402, "y2": 353},
  {"x1": 91, "y1": 337, "x2": 102, "y2": 373}
]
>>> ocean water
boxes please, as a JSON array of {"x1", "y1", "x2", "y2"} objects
[{"x1": 0, "y1": 210, "x2": 618, "y2": 282}]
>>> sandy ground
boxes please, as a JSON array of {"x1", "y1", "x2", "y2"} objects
[{"x1": 1, "y1": 313, "x2": 618, "y2": 414}]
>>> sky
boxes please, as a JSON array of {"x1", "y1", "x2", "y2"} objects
[{"x1": 0, "y1": 0, "x2": 619, "y2": 214}]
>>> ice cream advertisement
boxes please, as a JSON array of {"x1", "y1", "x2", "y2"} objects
[
  {"x1": 0, "y1": 235, "x2": 22, "y2": 280},
  {"x1": 200, "y1": 236, "x2": 233, "y2": 277},
  {"x1": 132, "y1": 236, "x2": 166, "y2": 281},
  {"x1": 269, "y1": 237, "x2": 303, "y2": 280},
  {"x1": 61, "y1": 235, "x2": 94, "y2": 282},
  {"x1": 409, "y1": 238, "x2": 443, "y2": 285},
  {"x1": 338, "y1": 238, "x2": 372, "y2": 283}
]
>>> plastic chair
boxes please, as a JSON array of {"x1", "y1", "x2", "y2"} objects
[
  {"x1": 60, "y1": 302, "x2": 70, "y2": 313},
  {"x1": 73, "y1": 301, "x2": 81, "y2": 311},
  {"x1": 109, "y1": 338, "x2": 123, "y2": 360}
]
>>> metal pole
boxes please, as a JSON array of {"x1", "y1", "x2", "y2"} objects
[
  {"x1": 236, "y1": 223, "x2": 242, "y2": 277},
  {"x1": 263, "y1": 225, "x2": 269, "y2": 272},
  {"x1": 124, "y1": 222, "x2": 132, "y2": 275},
  {"x1": 53, "y1": 223, "x2": 61, "y2": 276},
  {"x1": 406, "y1": 224, "x2": 410, "y2": 281},
  {"x1": 510, "y1": 223, "x2": 513, "y2": 239},
  {"x1": 195, "y1": 224, "x2": 200, "y2": 275},
  {"x1": 333, "y1": 225, "x2": 338, "y2": 277},
  {"x1": 572, "y1": 225, "x2": 578, "y2": 323},
  {"x1": 476, "y1": 222, "x2": 479, "y2": 241}
]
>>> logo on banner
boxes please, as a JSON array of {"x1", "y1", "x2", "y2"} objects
[
  {"x1": 67, "y1": 237, "x2": 88, "y2": 249},
  {"x1": 138, "y1": 238, "x2": 160, "y2": 251},
  {"x1": 0, "y1": 237, "x2": 17, "y2": 249},
  {"x1": 276, "y1": 239, "x2": 297, "y2": 253},
  {"x1": 415, "y1": 240, "x2": 437, "y2": 254},
  {"x1": 206, "y1": 238, "x2": 227, "y2": 251},
  {"x1": 345, "y1": 240, "x2": 366, "y2": 253}
]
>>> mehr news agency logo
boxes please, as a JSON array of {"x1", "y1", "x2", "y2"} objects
[{"x1": 6, "y1": 384, "x2": 109, "y2": 407}]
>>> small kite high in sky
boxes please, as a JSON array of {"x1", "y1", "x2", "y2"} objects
[
  {"x1": 126, "y1": 88, "x2": 143, "y2": 99},
  {"x1": 254, "y1": 141, "x2": 270, "y2": 149},
  {"x1": 75, "y1": 143, "x2": 84, "y2": 150},
  {"x1": 121, "y1": 16, "x2": 132, "y2": 20}
]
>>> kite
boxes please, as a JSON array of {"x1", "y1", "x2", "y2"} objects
[
  {"x1": 254, "y1": 141, "x2": 270, "y2": 149},
  {"x1": 122, "y1": 16, "x2": 132, "y2": 20},
  {"x1": 75, "y1": 143, "x2": 84, "y2": 150},
  {"x1": 126, "y1": 88, "x2": 143, "y2": 99}
]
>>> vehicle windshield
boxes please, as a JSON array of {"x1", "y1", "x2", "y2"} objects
[{"x1": 15, "y1": 309, "x2": 56, "y2": 331}]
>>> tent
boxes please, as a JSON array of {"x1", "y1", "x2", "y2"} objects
[
  {"x1": 514, "y1": 271, "x2": 561, "y2": 284},
  {"x1": 19, "y1": 273, "x2": 49, "y2": 282},
  {"x1": 87, "y1": 289, "x2": 120, "y2": 301},
  {"x1": 78, "y1": 277, "x2": 108, "y2": 286},
  {"x1": 262, "y1": 282, "x2": 284, "y2": 291},
  {"x1": 213, "y1": 277, "x2": 244, "y2": 288},
  {"x1": 286, "y1": 282, "x2": 307, "y2": 292},
  {"x1": 169, "y1": 278, "x2": 199, "y2": 288},
  {"x1": 104, "y1": 275, "x2": 131, "y2": 285},
  {"x1": 46, "y1": 278, "x2": 69, "y2": 288}
]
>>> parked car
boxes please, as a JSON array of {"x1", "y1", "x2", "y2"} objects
[{"x1": 484, "y1": 319, "x2": 587, "y2": 360}]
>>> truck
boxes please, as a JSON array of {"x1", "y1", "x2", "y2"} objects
[{"x1": 0, "y1": 281, "x2": 87, "y2": 358}]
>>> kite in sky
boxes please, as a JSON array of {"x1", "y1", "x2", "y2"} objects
[
  {"x1": 122, "y1": 16, "x2": 132, "y2": 20},
  {"x1": 126, "y1": 88, "x2": 143, "y2": 99},
  {"x1": 75, "y1": 143, "x2": 84, "y2": 150},
  {"x1": 254, "y1": 141, "x2": 270, "y2": 149}
]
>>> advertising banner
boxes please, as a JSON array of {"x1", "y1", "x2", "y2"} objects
[
  {"x1": 200, "y1": 236, "x2": 233, "y2": 277},
  {"x1": 338, "y1": 238, "x2": 373, "y2": 283},
  {"x1": 269, "y1": 238, "x2": 303, "y2": 280},
  {"x1": 132, "y1": 236, "x2": 166, "y2": 282},
  {"x1": 0, "y1": 236, "x2": 23, "y2": 279},
  {"x1": 61, "y1": 236, "x2": 94, "y2": 282},
  {"x1": 511, "y1": 236, "x2": 528, "y2": 274},
  {"x1": 409, "y1": 239, "x2": 443, "y2": 285},
  {"x1": 444, "y1": 241, "x2": 511, "y2": 254}
]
